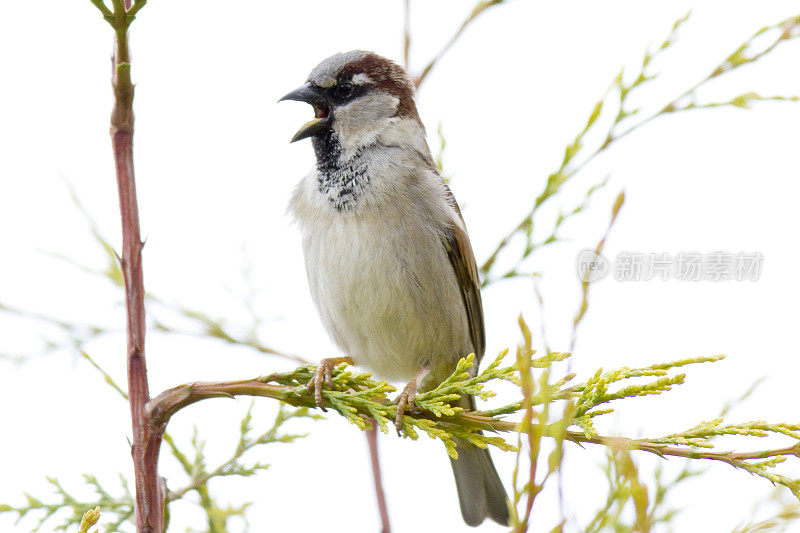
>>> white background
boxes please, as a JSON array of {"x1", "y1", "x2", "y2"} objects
[{"x1": 1, "y1": 1, "x2": 799, "y2": 532}]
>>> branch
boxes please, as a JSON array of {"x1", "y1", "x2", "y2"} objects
[
  {"x1": 164, "y1": 404, "x2": 313, "y2": 505},
  {"x1": 1, "y1": 178, "x2": 309, "y2": 366},
  {"x1": 566, "y1": 433, "x2": 800, "y2": 465},
  {"x1": 479, "y1": 11, "x2": 800, "y2": 286},
  {"x1": 570, "y1": 191, "x2": 624, "y2": 353},
  {"x1": 89, "y1": 0, "x2": 163, "y2": 531},
  {"x1": 402, "y1": 0, "x2": 410, "y2": 70},
  {"x1": 5, "y1": 346, "x2": 799, "y2": 529},
  {"x1": 365, "y1": 426, "x2": 392, "y2": 533},
  {"x1": 148, "y1": 370, "x2": 800, "y2": 475},
  {"x1": 0, "y1": 475, "x2": 134, "y2": 532},
  {"x1": 413, "y1": 0, "x2": 506, "y2": 88},
  {"x1": 143, "y1": 353, "x2": 800, "y2": 502}
]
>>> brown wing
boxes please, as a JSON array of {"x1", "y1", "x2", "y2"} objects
[{"x1": 441, "y1": 181, "x2": 486, "y2": 363}]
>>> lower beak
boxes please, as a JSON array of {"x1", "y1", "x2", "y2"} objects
[
  {"x1": 279, "y1": 83, "x2": 330, "y2": 143},
  {"x1": 289, "y1": 117, "x2": 329, "y2": 143}
]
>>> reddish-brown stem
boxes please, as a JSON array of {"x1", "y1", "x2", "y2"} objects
[
  {"x1": 365, "y1": 425, "x2": 391, "y2": 533},
  {"x1": 107, "y1": 1, "x2": 165, "y2": 531}
]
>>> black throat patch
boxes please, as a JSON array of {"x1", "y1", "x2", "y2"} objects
[{"x1": 312, "y1": 130, "x2": 370, "y2": 212}]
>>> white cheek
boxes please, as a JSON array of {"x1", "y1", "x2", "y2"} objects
[{"x1": 332, "y1": 93, "x2": 400, "y2": 158}]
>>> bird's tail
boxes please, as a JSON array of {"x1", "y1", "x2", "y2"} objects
[{"x1": 449, "y1": 436, "x2": 510, "y2": 527}]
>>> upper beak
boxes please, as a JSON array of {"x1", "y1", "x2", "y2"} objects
[{"x1": 279, "y1": 83, "x2": 331, "y2": 143}]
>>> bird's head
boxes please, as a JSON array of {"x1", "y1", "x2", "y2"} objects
[{"x1": 280, "y1": 51, "x2": 420, "y2": 153}]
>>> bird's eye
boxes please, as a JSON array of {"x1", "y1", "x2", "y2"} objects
[{"x1": 335, "y1": 81, "x2": 353, "y2": 100}]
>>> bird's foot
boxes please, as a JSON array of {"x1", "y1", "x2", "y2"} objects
[
  {"x1": 306, "y1": 357, "x2": 353, "y2": 411},
  {"x1": 393, "y1": 366, "x2": 431, "y2": 432},
  {"x1": 393, "y1": 379, "x2": 420, "y2": 432}
]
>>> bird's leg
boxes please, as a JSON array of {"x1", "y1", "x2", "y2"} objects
[
  {"x1": 307, "y1": 356, "x2": 353, "y2": 411},
  {"x1": 393, "y1": 365, "x2": 430, "y2": 431}
]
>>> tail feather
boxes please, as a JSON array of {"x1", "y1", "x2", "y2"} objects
[{"x1": 450, "y1": 436, "x2": 510, "y2": 527}]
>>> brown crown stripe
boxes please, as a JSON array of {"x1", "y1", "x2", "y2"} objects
[{"x1": 342, "y1": 53, "x2": 421, "y2": 124}]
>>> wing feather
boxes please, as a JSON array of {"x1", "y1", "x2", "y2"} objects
[{"x1": 441, "y1": 182, "x2": 486, "y2": 362}]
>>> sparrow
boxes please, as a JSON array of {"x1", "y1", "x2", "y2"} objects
[{"x1": 280, "y1": 50, "x2": 509, "y2": 527}]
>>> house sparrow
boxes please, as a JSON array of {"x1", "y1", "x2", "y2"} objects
[{"x1": 281, "y1": 50, "x2": 509, "y2": 527}]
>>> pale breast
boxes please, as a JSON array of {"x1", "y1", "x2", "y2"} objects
[{"x1": 292, "y1": 167, "x2": 472, "y2": 382}]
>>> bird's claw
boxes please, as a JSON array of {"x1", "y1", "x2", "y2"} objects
[
  {"x1": 306, "y1": 357, "x2": 352, "y2": 411},
  {"x1": 393, "y1": 380, "x2": 419, "y2": 432}
]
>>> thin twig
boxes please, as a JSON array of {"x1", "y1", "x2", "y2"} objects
[
  {"x1": 570, "y1": 192, "x2": 625, "y2": 355},
  {"x1": 478, "y1": 13, "x2": 800, "y2": 286},
  {"x1": 366, "y1": 425, "x2": 391, "y2": 533},
  {"x1": 414, "y1": 0, "x2": 505, "y2": 88},
  {"x1": 402, "y1": 0, "x2": 411, "y2": 70}
]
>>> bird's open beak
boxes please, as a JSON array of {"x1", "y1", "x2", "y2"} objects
[{"x1": 279, "y1": 83, "x2": 331, "y2": 143}]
